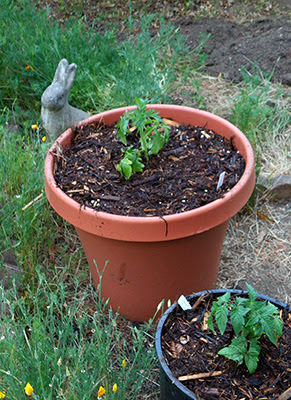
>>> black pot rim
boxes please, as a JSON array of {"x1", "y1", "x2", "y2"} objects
[{"x1": 155, "y1": 288, "x2": 290, "y2": 400}]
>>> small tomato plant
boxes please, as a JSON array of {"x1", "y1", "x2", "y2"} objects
[
  {"x1": 115, "y1": 98, "x2": 170, "y2": 179},
  {"x1": 207, "y1": 283, "x2": 283, "y2": 374}
]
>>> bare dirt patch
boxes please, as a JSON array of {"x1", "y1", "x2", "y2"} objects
[
  {"x1": 178, "y1": 16, "x2": 291, "y2": 84},
  {"x1": 38, "y1": 0, "x2": 291, "y2": 84}
]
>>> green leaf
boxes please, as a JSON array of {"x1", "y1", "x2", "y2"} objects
[
  {"x1": 117, "y1": 147, "x2": 144, "y2": 180},
  {"x1": 263, "y1": 315, "x2": 283, "y2": 346},
  {"x1": 116, "y1": 111, "x2": 131, "y2": 145},
  {"x1": 116, "y1": 157, "x2": 132, "y2": 180},
  {"x1": 115, "y1": 98, "x2": 170, "y2": 178},
  {"x1": 116, "y1": 127, "x2": 128, "y2": 145},
  {"x1": 163, "y1": 124, "x2": 170, "y2": 143},
  {"x1": 244, "y1": 339, "x2": 261, "y2": 374},
  {"x1": 210, "y1": 284, "x2": 284, "y2": 375},
  {"x1": 218, "y1": 336, "x2": 248, "y2": 365},
  {"x1": 208, "y1": 291, "x2": 231, "y2": 334},
  {"x1": 246, "y1": 283, "x2": 258, "y2": 303},
  {"x1": 207, "y1": 313, "x2": 214, "y2": 332},
  {"x1": 260, "y1": 302, "x2": 281, "y2": 321},
  {"x1": 234, "y1": 296, "x2": 249, "y2": 306},
  {"x1": 129, "y1": 150, "x2": 144, "y2": 174},
  {"x1": 271, "y1": 313, "x2": 283, "y2": 337},
  {"x1": 207, "y1": 302, "x2": 219, "y2": 332},
  {"x1": 245, "y1": 309, "x2": 260, "y2": 327},
  {"x1": 217, "y1": 291, "x2": 231, "y2": 306},
  {"x1": 135, "y1": 97, "x2": 146, "y2": 112},
  {"x1": 248, "y1": 321, "x2": 264, "y2": 339},
  {"x1": 215, "y1": 303, "x2": 229, "y2": 335},
  {"x1": 230, "y1": 305, "x2": 246, "y2": 336},
  {"x1": 149, "y1": 130, "x2": 164, "y2": 155}
]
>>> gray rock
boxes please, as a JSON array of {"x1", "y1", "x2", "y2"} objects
[
  {"x1": 269, "y1": 175, "x2": 291, "y2": 199},
  {"x1": 257, "y1": 174, "x2": 291, "y2": 200},
  {"x1": 282, "y1": 73, "x2": 291, "y2": 86}
]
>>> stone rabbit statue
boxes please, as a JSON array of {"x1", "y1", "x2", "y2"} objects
[{"x1": 41, "y1": 59, "x2": 90, "y2": 140}]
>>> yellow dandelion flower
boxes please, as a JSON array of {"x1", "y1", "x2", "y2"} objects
[
  {"x1": 24, "y1": 382, "x2": 34, "y2": 396},
  {"x1": 98, "y1": 386, "x2": 106, "y2": 397},
  {"x1": 57, "y1": 357, "x2": 62, "y2": 366},
  {"x1": 42, "y1": 136, "x2": 47, "y2": 142},
  {"x1": 0, "y1": 392, "x2": 5, "y2": 399},
  {"x1": 31, "y1": 124, "x2": 38, "y2": 130},
  {"x1": 112, "y1": 383, "x2": 117, "y2": 392},
  {"x1": 121, "y1": 359, "x2": 127, "y2": 367}
]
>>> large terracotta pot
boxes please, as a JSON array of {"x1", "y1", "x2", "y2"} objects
[{"x1": 44, "y1": 105, "x2": 255, "y2": 321}]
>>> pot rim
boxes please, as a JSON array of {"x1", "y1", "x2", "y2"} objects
[
  {"x1": 44, "y1": 105, "x2": 256, "y2": 241},
  {"x1": 155, "y1": 289, "x2": 290, "y2": 400}
]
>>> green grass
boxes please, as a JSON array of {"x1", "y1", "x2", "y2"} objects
[
  {"x1": 0, "y1": 109, "x2": 55, "y2": 285},
  {"x1": 0, "y1": 270, "x2": 157, "y2": 399},
  {"x1": 229, "y1": 64, "x2": 291, "y2": 177},
  {"x1": 0, "y1": 0, "x2": 204, "y2": 126},
  {"x1": 0, "y1": 0, "x2": 207, "y2": 282},
  {"x1": 0, "y1": 4, "x2": 206, "y2": 397}
]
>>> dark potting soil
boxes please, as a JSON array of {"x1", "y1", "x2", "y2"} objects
[
  {"x1": 161, "y1": 293, "x2": 291, "y2": 400},
  {"x1": 54, "y1": 120, "x2": 245, "y2": 217}
]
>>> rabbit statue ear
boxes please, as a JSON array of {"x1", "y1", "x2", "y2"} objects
[
  {"x1": 64, "y1": 63, "x2": 77, "y2": 92},
  {"x1": 52, "y1": 59, "x2": 77, "y2": 92},
  {"x1": 53, "y1": 59, "x2": 69, "y2": 83}
]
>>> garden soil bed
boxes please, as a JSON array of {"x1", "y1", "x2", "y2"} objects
[
  {"x1": 39, "y1": 0, "x2": 291, "y2": 86},
  {"x1": 161, "y1": 292, "x2": 291, "y2": 400},
  {"x1": 54, "y1": 120, "x2": 245, "y2": 217}
]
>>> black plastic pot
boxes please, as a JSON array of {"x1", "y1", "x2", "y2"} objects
[{"x1": 155, "y1": 289, "x2": 290, "y2": 400}]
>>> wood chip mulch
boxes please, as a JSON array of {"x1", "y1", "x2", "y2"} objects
[
  {"x1": 161, "y1": 293, "x2": 291, "y2": 400},
  {"x1": 54, "y1": 120, "x2": 245, "y2": 217}
]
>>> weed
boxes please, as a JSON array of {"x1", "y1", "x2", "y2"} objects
[{"x1": 229, "y1": 64, "x2": 290, "y2": 177}]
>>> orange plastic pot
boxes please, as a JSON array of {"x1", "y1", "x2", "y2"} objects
[{"x1": 44, "y1": 105, "x2": 255, "y2": 322}]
